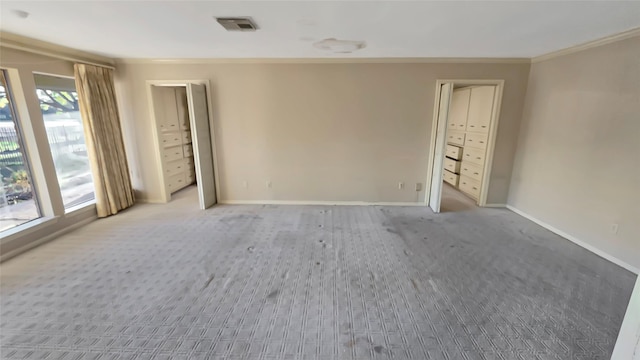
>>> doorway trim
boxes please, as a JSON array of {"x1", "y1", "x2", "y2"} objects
[
  {"x1": 424, "y1": 79, "x2": 505, "y2": 208},
  {"x1": 146, "y1": 80, "x2": 221, "y2": 204}
]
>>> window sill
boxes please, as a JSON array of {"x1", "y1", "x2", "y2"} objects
[
  {"x1": 0, "y1": 216, "x2": 59, "y2": 243},
  {"x1": 1, "y1": 202, "x2": 95, "y2": 244},
  {"x1": 65, "y1": 200, "x2": 96, "y2": 216}
]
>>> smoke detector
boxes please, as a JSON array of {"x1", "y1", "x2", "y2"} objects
[
  {"x1": 313, "y1": 38, "x2": 366, "y2": 54},
  {"x1": 216, "y1": 17, "x2": 258, "y2": 32}
]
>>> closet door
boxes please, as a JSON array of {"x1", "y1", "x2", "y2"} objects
[
  {"x1": 448, "y1": 88, "x2": 470, "y2": 132},
  {"x1": 429, "y1": 83, "x2": 453, "y2": 213},
  {"x1": 466, "y1": 86, "x2": 495, "y2": 133},
  {"x1": 186, "y1": 83, "x2": 217, "y2": 209}
]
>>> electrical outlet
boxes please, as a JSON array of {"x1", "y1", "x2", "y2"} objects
[
  {"x1": 415, "y1": 183, "x2": 423, "y2": 192},
  {"x1": 398, "y1": 182, "x2": 404, "y2": 190},
  {"x1": 266, "y1": 180, "x2": 272, "y2": 189},
  {"x1": 610, "y1": 223, "x2": 619, "y2": 235},
  {"x1": 242, "y1": 181, "x2": 248, "y2": 188}
]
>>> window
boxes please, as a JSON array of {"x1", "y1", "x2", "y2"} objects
[
  {"x1": 0, "y1": 71, "x2": 41, "y2": 232},
  {"x1": 34, "y1": 74, "x2": 95, "y2": 210}
]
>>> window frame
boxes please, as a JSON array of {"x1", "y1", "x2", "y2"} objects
[
  {"x1": 33, "y1": 72, "x2": 96, "y2": 212},
  {"x1": 0, "y1": 67, "x2": 98, "y2": 240},
  {"x1": 0, "y1": 69, "x2": 43, "y2": 231}
]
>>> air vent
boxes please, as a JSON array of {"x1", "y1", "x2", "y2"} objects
[{"x1": 216, "y1": 17, "x2": 258, "y2": 32}]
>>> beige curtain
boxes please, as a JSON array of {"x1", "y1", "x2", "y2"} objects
[{"x1": 74, "y1": 64, "x2": 134, "y2": 217}]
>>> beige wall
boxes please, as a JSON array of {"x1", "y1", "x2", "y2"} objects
[
  {"x1": 115, "y1": 61, "x2": 530, "y2": 204},
  {"x1": 508, "y1": 36, "x2": 640, "y2": 269}
]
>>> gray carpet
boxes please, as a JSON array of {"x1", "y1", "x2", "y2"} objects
[{"x1": 0, "y1": 186, "x2": 635, "y2": 360}]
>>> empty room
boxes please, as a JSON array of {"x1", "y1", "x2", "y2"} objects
[{"x1": 0, "y1": 1, "x2": 639, "y2": 359}]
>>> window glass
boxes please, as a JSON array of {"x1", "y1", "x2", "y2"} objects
[
  {"x1": 0, "y1": 71, "x2": 41, "y2": 232},
  {"x1": 34, "y1": 74, "x2": 95, "y2": 210}
]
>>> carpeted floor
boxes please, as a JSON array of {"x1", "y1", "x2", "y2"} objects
[
  {"x1": 440, "y1": 182, "x2": 477, "y2": 213},
  {"x1": 0, "y1": 186, "x2": 635, "y2": 359}
]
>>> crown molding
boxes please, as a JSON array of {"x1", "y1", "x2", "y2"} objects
[
  {"x1": 0, "y1": 31, "x2": 115, "y2": 68},
  {"x1": 4, "y1": 26, "x2": 637, "y2": 68},
  {"x1": 532, "y1": 27, "x2": 640, "y2": 63},
  {"x1": 117, "y1": 27, "x2": 637, "y2": 65},
  {"x1": 115, "y1": 57, "x2": 531, "y2": 65}
]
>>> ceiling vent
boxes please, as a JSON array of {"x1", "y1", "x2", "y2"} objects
[{"x1": 216, "y1": 17, "x2": 258, "y2": 32}]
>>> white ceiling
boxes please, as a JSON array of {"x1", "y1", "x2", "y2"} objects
[{"x1": 1, "y1": 1, "x2": 639, "y2": 59}]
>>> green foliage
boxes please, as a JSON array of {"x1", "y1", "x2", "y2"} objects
[
  {"x1": 0, "y1": 140, "x2": 19, "y2": 152},
  {"x1": 11, "y1": 169, "x2": 28, "y2": 183},
  {"x1": 36, "y1": 89, "x2": 79, "y2": 114},
  {"x1": 2, "y1": 167, "x2": 31, "y2": 195}
]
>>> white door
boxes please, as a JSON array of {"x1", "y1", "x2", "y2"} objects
[
  {"x1": 186, "y1": 83, "x2": 217, "y2": 209},
  {"x1": 429, "y1": 83, "x2": 453, "y2": 213}
]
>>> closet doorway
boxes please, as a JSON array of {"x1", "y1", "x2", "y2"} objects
[
  {"x1": 147, "y1": 80, "x2": 218, "y2": 210},
  {"x1": 426, "y1": 80, "x2": 504, "y2": 213}
]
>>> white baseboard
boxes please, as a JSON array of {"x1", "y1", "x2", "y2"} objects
[
  {"x1": 0, "y1": 215, "x2": 97, "y2": 263},
  {"x1": 218, "y1": 200, "x2": 426, "y2": 207},
  {"x1": 506, "y1": 205, "x2": 639, "y2": 274},
  {"x1": 136, "y1": 198, "x2": 165, "y2": 204},
  {"x1": 483, "y1": 203, "x2": 506, "y2": 208}
]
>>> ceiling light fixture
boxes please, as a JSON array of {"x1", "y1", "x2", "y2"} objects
[{"x1": 313, "y1": 38, "x2": 366, "y2": 54}]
